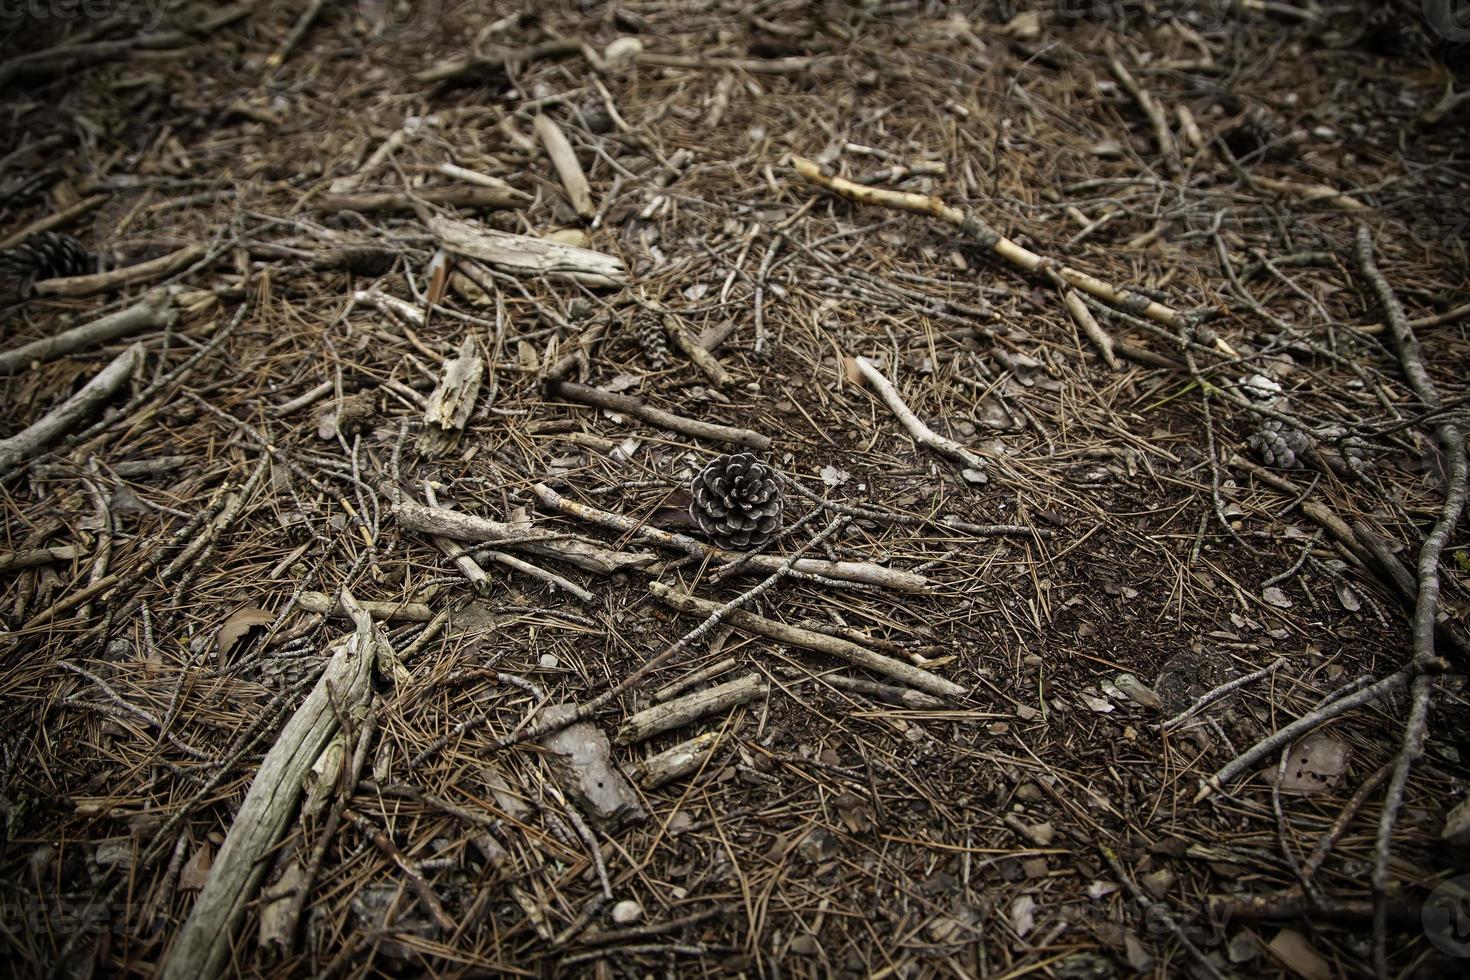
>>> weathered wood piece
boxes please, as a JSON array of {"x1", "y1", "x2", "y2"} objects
[
  {"x1": 534, "y1": 114, "x2": 595, "y2": 219},
  {"x1": 627, "y1": 732, "x2": 723, "y2": 789},
  {"x1": 0, "y1": 343, "x2": 142, "y2": 477},
  {"x1": 419, "y1": 335, "x2": 483, "y2": 454},
  {"x1": 160, "y1": 593, "x2": 381, "y2": 980},
  {"x1": 538, "y1": 703, "x2": 645, "y2": 828},
  {"x1": 394, "y1": 499, "x2": 656, "y2": 575},
  {"x1": 33, "y1": 245, "x2": 204, "y2": 299},
  {"x1": 616, "y1": 673, "x2": 766, "y2": 745},
  {"x1": 648, "y1": 582, "x2": 965, "y2": 698},
  {"x1": 429, "y1": 215, "x2": 625, "y2": 287},
  {"x1": 0, "y1": 290, "x2": 175, "y2": 375}
]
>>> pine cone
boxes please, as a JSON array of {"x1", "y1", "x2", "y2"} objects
[
  {"x1": 0, "y1": 231, "x2": 91, "y2": 296},
  {"x1": 690, "y1": 453, "x2": 784, "y2": 550},
  {"x1": 1248, "y1": 417, "x2": 1313, "y2": 469},
  {"x1": 634, "y1": 309, "x2": 670, "y2": 370}
]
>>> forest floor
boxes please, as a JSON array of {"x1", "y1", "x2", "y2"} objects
[{"x1": 2, "y1": 1, "x2": 1470, "y2": 977}]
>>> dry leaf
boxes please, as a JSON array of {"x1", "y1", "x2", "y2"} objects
[
  {"x1": 178, "y1": 842, "x2": 213, "y2": 891},
  {"x1": 1274, "y1": 733, "x2": 1350, "y2": 794},
  {"x1": 217, "y1": 605, "x2": 274, "y2": 660},
  {"x1": 1266, "y1": 927, "x2": 1332, "y2": 980}
]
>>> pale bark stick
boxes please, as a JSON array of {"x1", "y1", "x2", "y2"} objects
[
  {"x1": 792, "y1": 156, "x2": 1193, "y2": 331},
  {"x1": 530, "y1": 483, "x2": 930, "y2": 592},
  {"x1": 33, "y1": 245, "x2": 204, "y2": 299},
  {"x1": 853, "y1": 356, "x2": 989, "y2": 479},
  {"x1": 160, "y1": 593, "x2": 380, "y2": 980},
  {"x1": 0, "y1": 194, "x2": 109, "y2": 249},
  {"x1": 548, "y1": 380, "x2": 771, "y2": 450},
  {"x1": 0, "y1": 290, "x2": 174, "y2": 375},
  {"x1": 0, "y1": 343, "x2": 142, "y2": 477},
  {"x1": 534, "y1": 114, "x2": 595, "y2": 219},
  {"x1": 648, "y1": 582, "x2": 965, "y2": 698},
  {"x1": 616, "y1": 673, "x2": 766, "y2": 745}
]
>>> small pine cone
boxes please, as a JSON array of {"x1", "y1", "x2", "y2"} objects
[
  {"x1": 1248, "y1": 417, "x2": 1313, "y2": 469},
  {"x1": 690, "y1": 453, "x2": 784, "y2": 550},
  {"x1": 634, "y1": 309, "x2": 670, "y2": 370},
  {"x1": 0, "y1": 231, "x2": 91, "y2": 296}
]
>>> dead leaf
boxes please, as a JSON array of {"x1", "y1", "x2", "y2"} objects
[
  {"x1": 1010, "y1": 894, "x2": 1036, "y2": 937},
  {"x1": 178, "y1": 842, "x2": 213, "y2": 890},
  {"x1": 1266, "y1": 927, "x2": 1332, "y2": 980},
  {"x1": 1262, "y1": 586, "x2": 1294, "y2": 608},
  {"x1": 1274, "y1": 733, "x2": 1350, "y2": 794},
  {"x1": 820, "y1": 465, "x2": 850, "y2": 487},
  {"x1": 425, "y1": 248, "x2": 450, "y2": 307},
  {"x1": 217, "y1": 605, "x2": 274, "y2": 661}
]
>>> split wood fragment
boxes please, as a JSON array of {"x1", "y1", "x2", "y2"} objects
[
  {"x1": 547, "y1": 380, "x2": 771, "y2": 450},
  {"x1": 648, "y1": 582, "x2": 964, "y2": 698},
  {"x1": 616, "y1": 673, "x2": 766, "y2": 745},
  {"x1": 160, "y1": 592, "x2": 381, "y2": 980},
  {"x1": 0, "y1": 343, "x2": 143, "y2": 478},
  {"x1": 0, "y1": 290, "x2": 175, "y2": 376},
  {"x1": 538, "y1": 703, "x2": 646, "y2": 828},
  {"x1": 429, "y1": 215, "x2": 626, "y2": 287},
  {"x1": 534, "y1": 114, "x2": 596, "y2": 219},
  {"x1": 420, "y1": 335, "x2": 483, "y2": 454},
  {"x1": 530, "y1": 483, "x2": 930, "y2": 592},
  {"x1": 627, "y1": 732, "x2": 723, "y2": 789},
  {"x1": 792, "y1": 156, "x2": 1193, "y2": 331}
]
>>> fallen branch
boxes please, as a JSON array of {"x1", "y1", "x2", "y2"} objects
[
  {"x1": 0, "y1": 343, "x2": 142, "y2": 478},
  {"x1": 0, "y1": 194, "x2": 109, "y2": 249},
  {"x1": 648, "y1": 582, "x2": 965, "y2": 698},
  {"x1": 616, "y1": 673, "x2": 766, "y2": 745},
  {"x1": 852, "y1": 356, "x2": 989, "y2": 480},
  {"x1": 1106, "y1": 41, "x2": 1180, "y2": 176},
  {"x1": 33, "y1": 244, "x2": 204, "y2": 299},
  {"x1": 530, "y1": 482, "x2": 931, "y2": 592},
  {"x1": 393, "y1": 497, "x2": 655, "y2": 576},
  {"x1": 627, "y1": 732, "x2": 722, "y2": 789},
  {"x1": 534, "y1": 114, "x2": 595, "y2": 219},
  {"x1": 429, "y1": 214, "x2": 625, "y2": 287},
  {"x1": 793, "y1": 156, "x2": 1194, "y2": 330},
  {"x1": 160, "y1": 592, "x2": 381, "y2": 980},
  {"x1": 0, "y1": 290, "x2": 175, "y2": 375},
  {"x1": 314, "y1": 185, "x2": 524, "y2": 214},
  {"x1": 547, "y1": 380, "x2": 772, "y2": 450}
]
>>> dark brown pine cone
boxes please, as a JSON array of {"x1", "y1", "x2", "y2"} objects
[
  {"x1": 690, "y1": 453, "x2": 784, "y2": 550},
  {"x1": 634, "y1": 309, "x2": 670, "y2": 370},
  {"x1": 0, "y1": 231, "x2": 92, "y2": 296}
]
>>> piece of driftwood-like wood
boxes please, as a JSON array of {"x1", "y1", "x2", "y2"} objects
[
  {"x1": 649, "y1": 582, "x2": 965, "y2": 698},
  {"x1": 530, "y1": 483, "x2": 930, "y2": 592},
  {"x1": 394, "y1": 499, "x2": 656, "y2": 575},
  {"x1": 428, "y1": 215, "x2": 625, "y2": 287},
  {"x1": 0, "y1": 343, "x2": 142, "y2": 477},
  {"x1": 616, "y1": 673, "x2": 766, "y2": 745},
  {"x1": 627, "y1": 732, "x2": 723, "y2": 789},
  {"x1": 792, "y1": 156, "x2": 1194, "y2": 331},
  {"x1": 419, "y1": 335, "x2": 483, "y2": 454},
  {"x1": 534, "y1": 114, "x2": 595, "y2": 219},
  {"x1": 852, "y1": 356, "x2": 990, "y2": 481},
  {"x1": 314, "y1": 185, "x2": 524, "y2": 214},
  {"x1": 160, "y1": 593, "x2": 380, "y2": 980},
  {"x1": 538, "y1": 703, "x2": 646, "y2": 829},
  {"x1": 547, "y1": 381, "x2": 771, "y2": 450},
  {"x1": 33, "y1": 245, "x2": 204, "y2": 299},
  {"x1": 0, "y1": 290, "x2": 175, "y2": 375},
  {"x1": 297, "y1": 590, "x2": 433, "y2": 622},
  {"x1": 0, "y1": 544, "x2": 81, "y2": 574}
]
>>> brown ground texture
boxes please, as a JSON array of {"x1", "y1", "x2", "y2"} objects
[{"x1": 2, "y1": 1, "x2": 1470, "y2": 977}]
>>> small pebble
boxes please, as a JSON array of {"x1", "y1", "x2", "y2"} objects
[
  {"x1": 611, "y1": 899, "x2": 643, "y2": 925},
  {"x1": 539, "y1": 654, "x2": 560, "y2": 669}
]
